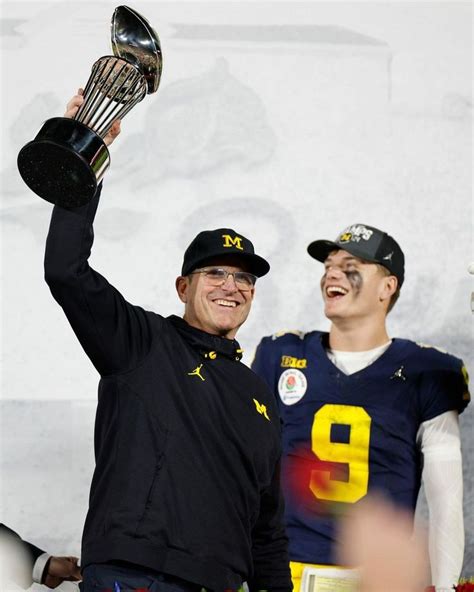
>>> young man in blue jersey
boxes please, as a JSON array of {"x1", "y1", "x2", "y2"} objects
[{"x1": 252, "y1": 223, "x2": 470, "y2": 592}]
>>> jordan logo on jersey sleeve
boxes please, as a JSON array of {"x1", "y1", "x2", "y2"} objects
[{"x1": 390, "y1": 365, "x2": 406, "y2": 381}]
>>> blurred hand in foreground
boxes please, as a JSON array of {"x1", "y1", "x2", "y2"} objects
[{"x1": 338, "y1": 495, "x2": 429, "y2": 592}]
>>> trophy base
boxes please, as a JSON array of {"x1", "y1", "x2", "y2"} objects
[{"x1": 17, "y1": 118, "x2": 110, "y2": 207}]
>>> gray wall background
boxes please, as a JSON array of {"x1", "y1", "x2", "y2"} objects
[{"x1": 1, "y1": 0, "x2": 472, "y2": 587}]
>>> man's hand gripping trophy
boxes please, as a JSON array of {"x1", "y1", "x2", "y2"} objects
[{"x1": 65, "y1": 89, "x2": 121, "y2": 147}]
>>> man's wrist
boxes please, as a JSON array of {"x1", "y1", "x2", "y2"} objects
[{"x1": 32, "y1": 552, "x2": 51, "y2": 584}]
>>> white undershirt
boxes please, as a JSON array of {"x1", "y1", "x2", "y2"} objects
[
  {"x1": 326, "y1": 343, "x2": 464, "y2": 590},
  {"x1": 326, "y1": 341, "x2": 392, "y2": 375}
]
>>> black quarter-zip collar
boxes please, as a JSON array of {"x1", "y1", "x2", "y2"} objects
[{"x1": 167, "y1": 315, "x2": 243, "y2": 361}]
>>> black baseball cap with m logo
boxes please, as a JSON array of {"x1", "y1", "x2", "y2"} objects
[
  {"x1": 182, "y1": 228, "x2": 270, "y2": 278},
  {"x1": 307, "y1": 223, "x2": 405, "y2": 287}
]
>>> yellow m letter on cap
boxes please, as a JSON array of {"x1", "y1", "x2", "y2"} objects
[{"x1": 222, "y1": 234, "x2": 243, "y2": 251}]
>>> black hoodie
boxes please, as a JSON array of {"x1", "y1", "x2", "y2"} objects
[{"x1": 44, "y1": 186, "x2": 291, "y2": 592}]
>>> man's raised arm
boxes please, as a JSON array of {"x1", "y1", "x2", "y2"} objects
[{"x1": 44, "y1": 91, "x2": 152, "y2": 376}]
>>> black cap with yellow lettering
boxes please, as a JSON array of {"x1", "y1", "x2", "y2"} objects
[{"x1": 182, "y1": 228, "x2": 270, "y2": 277}]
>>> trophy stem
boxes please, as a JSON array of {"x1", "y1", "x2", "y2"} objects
[
  {"x1": 95, "y1": 85, "x2": 144, "y2": 137},
  {"x1": 76, "y1": 59, "x2": 125, "y2": 127},
  {"x1": 74, "y1": 56, "x2": 146, "y2": 139},
  {"x1": 91, "y1": 66, "x2": 139, "y2": 130},
  {"x1": 86, "y1": 63, "x2": 131, "y2": 129},
  {"x1": 75, "y1": 58, "x2": 110, "y2": 123}
]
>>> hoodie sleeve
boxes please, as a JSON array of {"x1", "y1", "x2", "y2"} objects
[{"x1": 44, "y1": 184, "x2": 153, "y2": 376}]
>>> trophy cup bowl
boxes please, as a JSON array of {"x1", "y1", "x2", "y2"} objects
[{"x1": 17, "y1": 6, "x2": 162, "y2": 207}]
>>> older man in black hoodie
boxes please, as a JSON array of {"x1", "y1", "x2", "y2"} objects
[{"x1": 42, "y1": 91, "x2": 291, "y2": 592}]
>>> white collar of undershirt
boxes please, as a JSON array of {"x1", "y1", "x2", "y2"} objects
[{"x1": 326, "y1": 340, "x2": 392, "y2": 375}]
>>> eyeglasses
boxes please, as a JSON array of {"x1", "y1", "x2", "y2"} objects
[{"x1": 189, "y1": 267, "x2": 257, "y2": 291}]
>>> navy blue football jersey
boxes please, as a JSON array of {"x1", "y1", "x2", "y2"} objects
[{"x1": 252, "y1": 331, "x2": 470, "y2": 565}]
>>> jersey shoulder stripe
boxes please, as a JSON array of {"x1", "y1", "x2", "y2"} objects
[
  {"x1": 398, "y1": 339, "x2": 467, "y2": 372},
  {"x1": 398, "y1": 339, "x2": 470, "y2": 411},
  {"x1": 271, "y1": 329, "x2": 307, "y2": 341},
  {"x1": 255, "y1": 330, "x2": 325, "y2": 358},
  {"x1": 267, "y1": 329, "x2": 325, "y2": 344}
]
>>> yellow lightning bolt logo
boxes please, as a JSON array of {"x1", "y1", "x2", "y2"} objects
[{"x1": 253, "y1": 398, "x2": 270, "y2": 421}]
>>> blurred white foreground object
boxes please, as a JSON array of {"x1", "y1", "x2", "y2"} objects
[{"x1": 469, "y1": 263, "x2": 474, "y2": 313}]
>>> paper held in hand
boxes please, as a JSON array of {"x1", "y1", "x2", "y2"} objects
[{"x1": 301, "y1": 566, "x2": 360, "y2": 592}]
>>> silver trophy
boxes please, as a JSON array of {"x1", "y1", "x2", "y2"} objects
[{"x1": 17, "y1": 6, "x2": 162, "y2": 207}]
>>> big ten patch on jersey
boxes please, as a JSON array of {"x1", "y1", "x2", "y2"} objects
[
  {"x1": 279, "y1": 354, "x2": 308, "y2": 406},
  {"x1": 281, "y1": 355, "x2": 308, "y2": 369}
]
